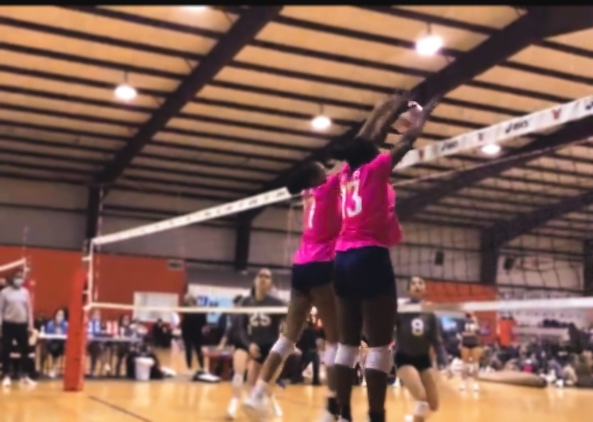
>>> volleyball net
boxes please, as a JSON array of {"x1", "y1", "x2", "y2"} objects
[
  {"x1": 82, "y1": 95, "x2": 593, "y2": 317},
  {"x1": 59, "y1": 95, "x2": 593, "y2": 390}
]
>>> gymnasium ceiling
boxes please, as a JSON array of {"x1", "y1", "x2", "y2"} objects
[{"x1": 1, "y1": 5, "x2": 593, "y2": 251}]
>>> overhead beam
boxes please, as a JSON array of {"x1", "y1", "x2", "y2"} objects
[
  {"x1": 95, "y1": 7, "x2": 282, "y2": 195},
  {"x1": 234, "y1": 214, "x2": 252, "y2": 271},
  {"x1": 583, "y1": 240, "x2": 593, "y2": 296},
  {"x1": 246, "y1": 6, "x2": 587, "y2": 221},
  {"x1": 483, "y1": 189, "x2": 593, "y2": 248},
  {"x1": 84, "y1": 186, "x2": 101, "y2": 241},
  {"x1": 398, "y1": 115, "x2": 593, "y2": 220}
]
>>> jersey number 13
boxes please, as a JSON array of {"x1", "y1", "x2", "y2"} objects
[{"x1": 341, "y1": 180, "x2": 362, "y2": 218}]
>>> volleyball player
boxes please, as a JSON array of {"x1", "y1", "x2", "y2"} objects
[
  {"x1": 244, "y1": 162, "x2": 342, "y2": 422},
  {"x1": 329, "y1": 93, "x2": 438, "y2": 422},
  {"x1": 459, "y1": 312, "x2": 482, "y2": 392},
  {"x1": 220, "y1": 296, "x2": 251, "y2": 419},
  {"x1": 395, "y1": 277, "x2": 447, "y2": 422},
  {"x1": 236, "y1": 268, "x2": 285, "y2": 418}
]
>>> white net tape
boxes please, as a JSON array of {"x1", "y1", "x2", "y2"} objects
[
  {"x1": 86, "y1": 96, "x2": 593, "y2": 315},
  {"x1": 0, "y1": 258, "x2": 27, "y2": 274},
  {"x1": 89, "y1": 296, "x2": 593, "y2": 315}
]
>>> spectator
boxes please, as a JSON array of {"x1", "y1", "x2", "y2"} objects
[
  {"x1": 0, "y1": 269, "x2": 35, "y2": 388},
  {"x1": 151, "y1": 318, "x2": 171, "y2": 348},
  {"x1": 115, "y1": 314, "x2": 134, "y2": 377},
  {"x1": 291, "y1": 319, "x2": 321, "y2": 385},
  {"x1": 87, "y1": 309, "x2": 106, "y2": 377},
  {"x1": 180, "y1": 294, "x2": 207, "y2": 374},
  {"x1": 44, "y1": 308, "x2": 68, "y2": 378}
]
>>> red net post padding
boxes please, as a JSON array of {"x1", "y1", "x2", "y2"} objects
[{"x1": 63, "y1": 265, "x2": 88, "y2": 392}]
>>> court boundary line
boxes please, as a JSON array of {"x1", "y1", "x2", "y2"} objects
[{"x1": 88, "y1": 395, "x2": 154, "y2": 422}]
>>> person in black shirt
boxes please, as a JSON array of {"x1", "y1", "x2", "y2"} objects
[
  {"x1": 395, "y1": 277, "x2": 446, "y2": 422},
  {"x1": 459, "y1": 311, "x2": 482, "y2": 392},
  {"x1": 220, "y1": 294, "x2": 252, "y2": 419},
  {"x1": 180, "y1": 295, "x2": 207, "y2": 374},
  {"x1": 227, "y1": 269, "x2": 285, "y2": 420}
]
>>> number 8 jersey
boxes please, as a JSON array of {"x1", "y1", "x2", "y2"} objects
[{"x1": 337, "y1": 153, "x2": 400, "y2": 251}]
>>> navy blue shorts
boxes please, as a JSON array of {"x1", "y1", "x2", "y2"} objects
[
  {"x1": 291, "y1": 261, "x2": 334, "y2": 295},
  {"x1": 333, "y1": 246, "x2": 395, "y2": 300}
]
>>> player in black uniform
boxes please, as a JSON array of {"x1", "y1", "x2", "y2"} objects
[
  {"x1": 222, "y1": 295, "x2": 252, "y2": 420},
  {"x1": 236, "y1": 268, "x2": 286, "y2": 419},
  {"x1": 394, "y1": 277, "x2": 446, "y2": 422},
  {"x1": 459, "y1": 311, "x2": 481, "y2": 392}
]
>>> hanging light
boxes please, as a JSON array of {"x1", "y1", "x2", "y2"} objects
[
  {"x1": 481, "y1": 143, "x2": 501, "y2": 156},
  {"x1": 183, "y1": 6, "x2": 208, "y2": 12},
  {"x1": 311, "y1": 104, "x2": 332, "y2": 131},
  {"x1": 416, "y1": 24, "x2": 443, "y2": 57},
  {"x1": 114, "y1": 72, "x2": 137, "y2": 102}
]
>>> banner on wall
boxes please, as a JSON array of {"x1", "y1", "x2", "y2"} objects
[{"x1": 497, "y1": 288, "x2": 588, "y2": 327}]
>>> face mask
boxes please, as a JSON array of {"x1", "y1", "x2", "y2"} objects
[{"x1": 13, "y1": 278, "x2": 24, "y2": 287}]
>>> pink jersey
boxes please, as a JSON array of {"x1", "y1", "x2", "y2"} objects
[
  {"x1": 293, "y1": 173, "x2": 342, "y2": 264},
  {"x1": 336, "y1": 153, "x2": 401, "y2": 251},
  {"x1": 387, "y1": 184, "x2": 403, "y2": 246}
]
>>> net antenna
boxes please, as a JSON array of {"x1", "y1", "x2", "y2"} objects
[
  {"x1": 0, "y1": 258, "x2": 27, "y2": 275},
  {"x1": 85, "y1": 95, "x2": 593, "y2": 316}
]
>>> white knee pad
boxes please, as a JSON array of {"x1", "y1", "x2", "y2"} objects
[
  {"x1": 334, "y1": 344, "x2": 359, "y2": 368},
  {"x1": 270, "y1": 336, "x2": 295, "y2": 360},
  {"x1": 324, "y1": 343, "x2": 338, "y2": 367},
  {"x1": 414, "y1": 401, "x2": 429, "y2": 417},
  {"x1": 365, "y1": 346, "x2": 392, "y2": 373}
]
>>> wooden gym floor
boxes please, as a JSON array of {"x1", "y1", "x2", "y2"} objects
[
  {"x1": 0, "y1": 351, "x2": 588, "y2": 422},
  {"x1": 0, "y1": 377, "x2": 589, "y2": 422}
]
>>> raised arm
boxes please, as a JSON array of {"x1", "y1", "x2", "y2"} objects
[
  {"x1": 356, "y1": 93, "x2": 409, "y2": 144},
  {"x1": 389, "y1": 95, "x2": 441, "y2": 169}
]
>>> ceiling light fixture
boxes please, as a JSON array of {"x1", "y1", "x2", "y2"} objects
[
  {"x1": 114, "y1": 72, "x2": 137, "y2": 102},
  {"x1": 183, "y1": 6, "x2": 208, "y2": 12},
  {"x1": 415, "y1": 24, "x2": 443, "y2": 57},
  {"x1": 311, "y1": 105, "x2": 332, "y2": 131},
  {"x1": 481, "y1": 143, "x2": 501, "y2": 156}
]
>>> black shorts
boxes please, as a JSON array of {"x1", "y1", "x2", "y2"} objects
[
  {"x1": 230, "y1": 341, "x2": 248, "y2": 352},
  {"x1": 292, "y1": 261, "x2": 333, "y2": 295},
  {"x1": 253, "y1": 343, "x2": 273, "y2": 365},
  {"x1": 461, "y1": 342, "x2": 480, "y2": 350},
  {"x1": 394, "y1": 351, "x2": 432, "y2": 372},
  {"x1": 334, "y1": 246, "x2": 395, "y2": 300}
]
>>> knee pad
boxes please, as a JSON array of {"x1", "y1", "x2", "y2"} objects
[
  {"x1": 270, "y1": 336, "x2": 295, "y2": 361},
  {"x1": 414, "y1": 401, "x2": 429, "y2": 418},
  {"x1": 324, "y1": 343, "x2": 338, "y2": 367},
  {"x1": 365, "y1": 346, "x2": 392, "y2": 373},
  {"x1": 334, "y1": 344, "x2": 359, "y2": 368}
]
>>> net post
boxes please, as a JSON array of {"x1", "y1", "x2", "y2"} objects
[{"x1": 63, "y1": 257, "x2": 90, "y2": 391}]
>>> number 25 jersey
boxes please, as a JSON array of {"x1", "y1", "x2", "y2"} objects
[{"x1": 337, "y1": 153, "x2": 398, "y2": 251}]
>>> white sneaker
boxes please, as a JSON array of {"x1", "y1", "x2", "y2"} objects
[
  {"x1": 404, "y1": 415, "x2": 414, "y2": 422},
  {"x1": 48, "y1": 369, "x2": 57, "y2": 379},
  {"x1": 227, "y1": 397, "x2": 239, "y2": 420},
  {"x1": 472, "y1": 383, "x2": 480, "y2": 392},
  {"x1": 393, "y1": 378, "x2": 401, "y2": 388},
  {"x1": 2, "y1": 376, "x2": 11, "y2": 388},
  {"x1": 243, "y1": 394, "x2": 268, "y2": 421},
  {"x1": 270, "y1": 394, "x2": 282, "y2": 418},
  {"x1": 21, "y1": 377, "x2": 37, "y2": 387}
]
